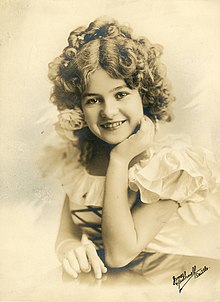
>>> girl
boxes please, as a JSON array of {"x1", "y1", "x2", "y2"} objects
[{"x1": 43, "y1": 17, "x2": 220, "y2": 281}]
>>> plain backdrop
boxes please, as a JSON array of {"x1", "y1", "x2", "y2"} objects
[{"x1": 0, "y1": 0, "x2": 220, "y2": 301}]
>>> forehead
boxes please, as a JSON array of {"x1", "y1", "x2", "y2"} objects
[{"x1": 86, "y1": 68, "x2": 126, "y2": 93}]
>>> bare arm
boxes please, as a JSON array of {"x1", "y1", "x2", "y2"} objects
[
  {"x1": 102, "y1": 156, "x2": 178, "y2": 267},
  {"x1": 102, "y1": 117, "x2": 178, "y2": 267}
]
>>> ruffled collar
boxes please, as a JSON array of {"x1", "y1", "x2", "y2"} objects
[{"x1": 58, "y1": 151, "x2": 106, "y2": 207}]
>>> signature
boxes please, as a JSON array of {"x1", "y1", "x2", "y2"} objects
[{"x1": 173, "y1": 265, "x2": 209, "y2": 293}]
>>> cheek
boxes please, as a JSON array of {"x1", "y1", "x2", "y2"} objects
[
  {"x1": 83, "y1": 111, "x2": 89, "y2": 122},
  {"x1": 129, "y1": 98, "x2": 144, "y2": 118},
  {"x1": 83, "y1": 109, "x2": 98, "y2": 126}
]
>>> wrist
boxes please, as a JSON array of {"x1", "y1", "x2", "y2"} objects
[
  {"x1": 56, "y1": 239, "x2": 80, "y2": 263},
  {"x1": 109, "y1": 152, "x2": 129, "y2": 168}
]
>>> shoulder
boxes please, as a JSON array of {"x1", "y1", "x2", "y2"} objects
[
  {"x1": 39, "y1": 134, "x2": 106, "y2": 207},
  {"x1": 38, "y1": 134, "x2": 81, "y2": 177}
]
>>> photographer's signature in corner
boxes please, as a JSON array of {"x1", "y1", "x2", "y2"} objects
[{"x1": 173, "y1": 265, "x2": 209, "y2": 293}]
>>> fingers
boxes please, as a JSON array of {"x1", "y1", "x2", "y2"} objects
[
  {"x1": 66, "y1": 249, "x2": 81, "y2": 273},
  {"x1": 62, "y1": 245, "x2": 91, "y2": 279},
  {"x1": 127, "y1": 117, "x2": 151, "y2": 141},
  {"x1": 98, "y1": 257, "x2": 108, "y2": 274},
  {"x1": 62, "y1": 258, "x2": 78, "y2": 279},
  {"x1": 62, "y1": 237, "x2": 107, "y2": 280},
  {"x1": 63, "y1": 248, "x2": 81, "y2": 278},
  {"x1": 139, "y1": 116, "x2": 155, "y2": 133},
  {"x1": 75, "y1": 246, "x2": 91, "y2": 273},
  {"x1": 136, "y1": 117, "x2": 155, "y2": 147},
  {"x1": 86, "y1": 244, "x2": 107, "y2": 279},
  {"x1": 82, "y1": 234, "x2": 107, "y2": 278}
]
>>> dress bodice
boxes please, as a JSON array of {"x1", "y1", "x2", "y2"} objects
[{"x1": 40, "y1": 134, "x2": 220, "y2": 256}]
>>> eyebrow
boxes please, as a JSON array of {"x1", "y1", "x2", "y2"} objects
[{"x1": 83, "y1": 85, "x2": 129, "y2": 97}]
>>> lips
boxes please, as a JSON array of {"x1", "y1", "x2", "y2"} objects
[{"x1": 100, "y1": 120, "x2": 126, "y2": 130}]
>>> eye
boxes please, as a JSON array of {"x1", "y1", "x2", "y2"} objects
[
  {"x1": 85, "y1": 97, "x2": 101, "y2": 105},
  {"x1": 115, "y1": 91, "x2": 130, "y2": 100}
]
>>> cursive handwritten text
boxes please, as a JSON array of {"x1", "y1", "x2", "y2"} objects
[{"x1": 173, "y1": 265, "x2": 209, "y2": 293}]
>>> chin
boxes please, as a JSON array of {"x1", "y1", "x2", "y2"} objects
[
  {"x1": 97, "y1": 129, "x2": 137, "y2": 145},
  {"x1": 99, "y1": 135, "x2": 127, "y2": 146}
]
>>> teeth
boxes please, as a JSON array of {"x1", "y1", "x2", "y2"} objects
[{"x1": 103, "y1": 121, "x2": 123, "y2": 128}]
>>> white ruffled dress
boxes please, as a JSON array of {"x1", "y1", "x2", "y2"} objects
[{"x1": 41, "y1": 134, "x2": 220, "y2": 260}]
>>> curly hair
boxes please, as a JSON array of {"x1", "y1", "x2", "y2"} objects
[{"x1": 48, "y1": 16, "x2": 175, "y2": 166}]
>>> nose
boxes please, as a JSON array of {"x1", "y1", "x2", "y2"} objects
[{"x1": 100, "y1": 100, "x2": 119, "y2": 119}]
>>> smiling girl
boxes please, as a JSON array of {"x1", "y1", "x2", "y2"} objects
[{"x1": 43, "y1": 17, "x2": 220, "y2": 281}]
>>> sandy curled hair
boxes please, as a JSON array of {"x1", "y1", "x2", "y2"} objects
[{"x1": 48, "y1": 17, "x2": 175, "y2": 165}]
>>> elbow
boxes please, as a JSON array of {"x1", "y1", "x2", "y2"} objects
[
  {"x1": 104, "y1": 250, "x2": 135, "y2": 268},
  {"x1": 105, "y1": 255, "x2": 131, "y2": 268}
]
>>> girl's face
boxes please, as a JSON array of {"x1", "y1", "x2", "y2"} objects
[{"x1": 81, "y1": 68, "x2": 144, "y2": 145}]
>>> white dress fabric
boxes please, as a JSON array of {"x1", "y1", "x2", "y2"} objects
[{"x1": 40, "y1": 134, "x2": 220, "y2": 258}]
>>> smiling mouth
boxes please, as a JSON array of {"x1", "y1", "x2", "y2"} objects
[{"x1": 100, "y1": 120, "x2": 126, "y2": 130}]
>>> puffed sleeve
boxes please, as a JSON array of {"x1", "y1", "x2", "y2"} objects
[
  {"x1": 38, "y1": 134, "x2": 106, "y2": 207},
  {"x1": 128, "y1": 137, "x2": 220, "y2": 207},
  {"x1": 38, "y1": 138, "x2": 80, "y2": 178}
]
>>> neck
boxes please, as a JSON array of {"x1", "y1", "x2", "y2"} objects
[
  {"x1": 87, "y1": 139, "x2": 146, "y2": 176},
  {"x1": 86, "y1": 139, "x2": 113, "y2": 176},
  {"x1": 93, "y1": 138, "x2": 115, "y2": 156}
]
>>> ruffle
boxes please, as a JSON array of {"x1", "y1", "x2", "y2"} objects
[
  {"x1": 128, "y1": 136, "x2": 220, "y2": 224},
  {"x1": 39, "y1": 134, "x2": 220, "y2": 217},
  {"x1": 38, "y1": 136, "x2": 105, "y2": 207},
  {"x1": 129, "y1": 136, "x2": 219, "y2": 204},
  {"x1": 60, "y1": 166, "x2": 105, "y2": 207}
]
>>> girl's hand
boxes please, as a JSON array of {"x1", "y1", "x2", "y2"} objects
[
  {"x1": 111, "y1": 116, "x2": 155, "y2": 165},
  {"x1": 62, "y1": 234, "x2": 107, "y2": 279}
]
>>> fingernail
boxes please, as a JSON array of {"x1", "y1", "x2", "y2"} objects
[
  {"x1": 95, "y1": 272, "x2": 102, "y2": 279},
  {"x1": 103, "y1": 267, "x2": 107, "y2": 273},
  {"x1": 84, "y1": 266, "x2": 91, "y2": 272},
  {"x1": 72, "y1": 272, "x2": 78, "y2": 279}
]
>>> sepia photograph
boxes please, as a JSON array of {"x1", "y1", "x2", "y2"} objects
[{"x1": 1, "y1": 0, "x2": 220, "y2": 301}]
